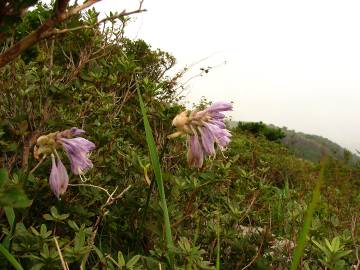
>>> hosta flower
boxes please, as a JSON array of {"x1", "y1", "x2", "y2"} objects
[
  {"x1": 49, "y1": 154, "x2": 69, "y2": 199},
  {"x1": 34, "y1": 127, "x2": 95, "y2": 198},
  {"x1": 169, "y1": 101, "x2": 232, "y2": 168},
  {"x1": 59, "y1": 137, "x2": 95, "y2": 176},
  {"x1": 187, "y1": 135, "x2": 204, "y2": 168}
]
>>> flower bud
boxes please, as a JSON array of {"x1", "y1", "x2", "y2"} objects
[{"x1": 172, "y1": 111, "x2": 189, "y2": 128}]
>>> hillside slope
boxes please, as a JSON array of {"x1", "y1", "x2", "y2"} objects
[
  {"x1": 280, "y1": 127, "x2": 360, "y2": 164},
  {"x1": 235, "y1": 121, "x2": 360, "y2": 165}
]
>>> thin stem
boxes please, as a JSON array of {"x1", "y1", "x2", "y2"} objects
[
  {"x1": 29, "y1": 155, "x2": 47, "y2": 174},
  {"x1": 68, "y1": 183, "x2": 111, "y2": 197},
  {"x1": 53, "y1": 237, "x2": 69, "y2": 270},
  {"x1": 138, "y1": 138, "x2": 169, "y2": 248},
  {"x1": 216, "y1": 210, "x2": 221, "y2": 270},
  {"x1": 81, "y1": 185, "x2": 131, "y2": 268}
]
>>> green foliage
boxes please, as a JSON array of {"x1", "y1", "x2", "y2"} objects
[
  {"x1": 237, "y1": 121, "x2": 286, "y2": 141},
  {"x1": 173, "y1": 237, "x2": 213, "y2": 270},
  {"x1": 310, "y1": 236, "x2": 352, "y2": 270},
  {"x1": 290, "y1": 158, "x2": 327, "y2": 270},
  {"x1": 107, "y1": 251, "x2": 141, "y2": 269},
  {"x1": 0, "y1": 168, "x2": 32, "y2": 208},
  {"x1": 0, "y1": 0, "x2": 40, "y2": 34},
  {"x1": 0, "y1": 243, "x2": 24, "y2": 270}
]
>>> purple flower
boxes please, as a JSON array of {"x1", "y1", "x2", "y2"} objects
[
  {"x1": 205, "y1": 102, "x2": 233, "y2": 114},
  {"x1": 69, "y1": 127, "x2": 86, "y2": 136},
  {"x1": 59, "y1": 137, "x2": 95, "y2": 175},
  {"x1": 49, "y1": 154, "x2": 69, "y2": 199},
  {"x1": 169, "y1": 101, "x2": 233, "y2": 168},
  {"x1": 56, "y1": 127, "x2": 86, "y2": 139},
  {"x1": 187, "y1": 135, "x2": 204, "y2": 168},
  {"x1": 35, "y1": 127, "x2": 95, "y2": 198}
]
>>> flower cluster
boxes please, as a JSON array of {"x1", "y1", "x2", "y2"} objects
[
  {"x1": 169, "y1": 101, "x2": 232, "y2": 167},
  {"x1": 34, "y1": 101, "x2": 231, "y2": 197},
  {"x1": 34, "y1": 127, "x2": 95, "y2": 198}
]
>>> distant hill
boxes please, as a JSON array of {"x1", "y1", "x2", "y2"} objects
[
  {"x1": 279, "y1": 127, "x2": 360, "y2": 165},
  {"x1": 232, "y1": 121, "x2": 360, "y2": 165}
]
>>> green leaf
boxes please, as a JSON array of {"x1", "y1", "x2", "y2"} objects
[
  {"x1": 50, "y1": 206, "x2": 59, "y2": 218},
  {"x1": 39, "y1": 224, "x2": 51, "y2": 238},
  {"x1": 40, "y1": 224, "x2": 47, "y2": 235},
  {"x1": 108, "y1": 255, "x2": 120, "y2": 268},
  {"x1": 93, "y1": 246, "x2": 106, "y2": 263},
  {"x1": 74, "y1": 230, "x2": 85, "y2": 251},
  {"x1": 290, "y1": 158, "x2": 327, "y2": 270},
  {"x1": 42, "y1": 214, "x2": 54, "y2": 221},
  {"x1": 0, "y1": 186, "x2": 32, "y2": 208},
  {"x1": 332, "y1": 237, "x2": 340, "y2": 251},
  {"x1": 40, "y1": 243, "x2": 50, "y2": 258},
  {"x1": 117, "y1": 251, "x2": 126, "y2": 267},
  {"x1": 44, "y1": 207, "x2": 69, "y2": 221},
  {"x1": 126, "y1": 255, "x2": 141, "y2": 268},
  {"x1": 2, "y1": 206, "x2": 15, "y2": 250},
  {"x1": 137, "y1": 86, "x2": 173, "y2": 255},
  {"x1": 0, "y1": 168, "x2": 8, "y2": 187},
  {"x1": 57, "y1": 213, "x2": 70, "y2": 220},
  {"x1": 333, "y1": 250, "x2": 352, "y2": 261},
  {"x1": 312, "y1": 240, "x2": 327, "y2": 254},
  {"x1": 30, "y1": 226, "x2": 40, "y2": 236},
  {"x1": 30, "y1": 263, "x2": 45, "y2": 270},
  {"x1": 67, "y1": 220, "x2": 79, "y2": 231},
  {"x1": 0, "y1": 244, "x2": 24, "y2": 270},
  {"x1": 4, "y1": 207, "x2": 15, "y2": 233},
  {"x1": 325, "y1": 238, "x2": 333, "y2": 252}
]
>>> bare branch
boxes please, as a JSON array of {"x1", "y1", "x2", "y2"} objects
[
  {"x1": 47, "y1": 8, "x2": 146, "y2": 37},
  {"x1": 81, "y1": 185, "x2": 132, "y2": 268},
  {"x1": 55, "y1": 0, "x2": 70, "y2": 18},
  {"x1": 0, "y1": 0, "x2": 147, "y2": 68}
]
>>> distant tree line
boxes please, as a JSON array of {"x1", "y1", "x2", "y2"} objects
[{"x1": 237, "y1": 121, "x2": 286, "y2": 141}]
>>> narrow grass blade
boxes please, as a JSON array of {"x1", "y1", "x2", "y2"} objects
[
  {"x1": 136, "y1": 88, "x2": 173, "y2": 251},
  {"x1": 0, "y1": 244, "x2": 24, "y2": 270},
  {"x1": 290, "y1": 158, "x2": 327, "y2": 270},
  {"x1": 2, "y1": 207, "x2": 15, "y2": 250},
  {"x1": 4, "y1": 207, "x2": 15, "y2": 232}
]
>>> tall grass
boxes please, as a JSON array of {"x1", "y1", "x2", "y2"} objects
[
  {"x1": 137, "y1": 87, "x2": 174, "y2": 264},
  {"x1": 0, "y1": 244, "x2": 24, "y2": 270},
  {"x1": 290, "y1": 157, "x2": 328, "y2": 270}
]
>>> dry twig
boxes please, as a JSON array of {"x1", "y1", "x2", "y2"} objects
[
  {"x1": 0, "y1": 0, "x2": 146, "y2": 67},
  {"x1": 81, "y1": 184, "x2": 132, "y2": 268},
  {"x1": 53, "y1": 236, "x2": 70, "y2": 270}
]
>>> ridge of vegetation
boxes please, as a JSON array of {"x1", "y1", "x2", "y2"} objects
[{"x1": 236, "y1": 121, "x2": 360, "y2": 166}]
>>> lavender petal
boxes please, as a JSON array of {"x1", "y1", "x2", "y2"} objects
[
  {"x1": 200, "y1": 125, "x2": 216, "y2": 155},
  {"x1": 49, "y1": 155, "x2": 61, "y2": 198},
  {"x1": 56, "y1": 158, "x2": 69, "y2": 196},
  {"x1": 206, "y1": 102, "x2": 232, "y2": 113},
  {"x1": 70, "y1": 127, "x2": 86, "y2": 136},
  {"x1": 60, "y1": 137, "x2": 95, "y2": 175},
  {"x1": 187, "y1": 135, "x2": 204, "y2": 168}
]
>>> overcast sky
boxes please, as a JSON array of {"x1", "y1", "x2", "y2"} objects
[{"x1": 92, "y1": 0, "x2": 360, "y2": 152}]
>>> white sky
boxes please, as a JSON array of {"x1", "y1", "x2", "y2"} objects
[{"x1": 92, "y1": 0, "x2": 360, "y2": 152}]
